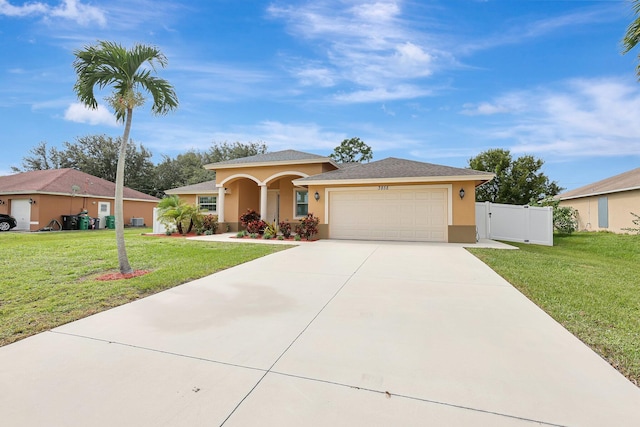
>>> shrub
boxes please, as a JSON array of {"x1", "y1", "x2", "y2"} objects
[
  {"x1": 277, "y1": 235, "x2": 284, "y2": 241},
  {"x1": 240, "y1": 209, "x2": 261, "y2": 228},
  {"x1": 196, "y1": 214, "x2": 218, "y2": 235},
  {"x1": 236, "y1": 230, "x2": 247, "y2": 238},
  {"x1": 249, "y1": 233, "x2": 258, "y2": 239},
  {"x1": 246, "y1": 219, "x2": 267, "y2": 234},
  {"x1": 263, "y1": 232, "x2": 273, "y2": 240},
  {"x1": 264, "y1": 221, "x2": 278, "y2": 236},
  {"x1": 279, "y1": 221, "x2": 292, "y2": 238},
  {"x1": 531, "y1": 197, "x2": 578, "y2": 235},
  {"x1": 294, "y1": 234, "x2": 302, "y2": 241},
  {"x1": 295, "y1": 213, "x2": 319, "y2": 240},
  {"x1": 622, "y1": 212, "x2": 640, "y2": 234}
]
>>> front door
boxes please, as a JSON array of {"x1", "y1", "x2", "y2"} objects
[
  {"x1": 266, "y1": 190, "x2": 280, "y2": 223},
  {"x1": 98, "y1": 202, "x2": 110, "y2": 229},
  {"x1": 11, "y1": 199, "x2": 31, "y2": 231}
]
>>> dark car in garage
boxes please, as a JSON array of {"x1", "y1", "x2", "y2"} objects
[{"x1": 0, "y1": 214, "x2": 17, "y2": 232}]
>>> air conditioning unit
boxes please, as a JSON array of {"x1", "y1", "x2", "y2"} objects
[{"x1": 131, "y1": 218, "x2": 144, "y2": 227}]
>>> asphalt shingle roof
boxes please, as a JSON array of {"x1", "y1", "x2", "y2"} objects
[
  {"x1": 558, "y1": 167, "x2": 640, "y2": 199},
  {"x1": 0, "y1": 169, "x2": 158, "y2": 201},
  {"x1": 165, "y1": 180, "x2": 217, "y2": 194},
  {"x1": 205, "y1": 149, "x2": 331, "y2": 167},
  {"x1": 295, "y1": 157, "x2": 493, "y2": 182}
]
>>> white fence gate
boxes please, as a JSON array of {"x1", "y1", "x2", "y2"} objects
[
  {"x1": 476, "y1": 202, "x2": 553, "y2": 246},
  {"x1": 152, "y1": 208, "x2": 167, "y2": 234}
]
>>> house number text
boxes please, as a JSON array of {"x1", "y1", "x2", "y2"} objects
[{"x1": 378, "y1": 186, "x2": 389, "y2": 190}]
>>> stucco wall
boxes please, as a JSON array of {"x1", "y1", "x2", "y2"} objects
[
  {"x1": 560, "y1": 189, "x2": 640, "y2": 233},
  {"x1": 215, "y1": 163, "x2": 332, "y2": 186},
  {"x1": 1, "y1": 193, "x2": 156, "y2": 231}
]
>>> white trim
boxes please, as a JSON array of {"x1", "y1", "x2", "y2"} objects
[
  {"x1": 324, "y1": 184, "x2": 453, "y2": 226},
  {"x1": 293, "y1": 174, "x2": 494, "y2": 187},
  {"x1": 219, "y1": 173, "x2": 262, "y2": 187},
  {"x1": 559, "y1": 186, "x2": 640, "y2": 201},
  {"x1": 197, "y1": 194, "x2": 218, "y2": 214},
  {"x1": 205, "y1": 158, "x2": 337, "y2": 170},
  {"x1": 0, "y1": 191, "x2": 157, "y2": 203},
  {"x1": 263, "y1": 170, "x2": 310, "y2": 184},
  {"x1": 293, "y1": 187, "x2": 309, "y2": 219}
]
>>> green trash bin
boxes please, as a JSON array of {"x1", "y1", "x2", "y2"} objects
[
  {"x1": 78, "y1": 216, "x2": 89, "y2": 230},
  {"x1": 105, "y1": 215, "x2": 116, "y2": 229}
]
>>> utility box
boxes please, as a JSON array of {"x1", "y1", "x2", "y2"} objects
[{"x1": 131, "y1": 218, "x2": 144, "y2": 227}]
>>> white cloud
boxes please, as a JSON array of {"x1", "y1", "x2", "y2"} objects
[
  {"x1": 465, "y1": 77, "x2": 640, "y2": 157},
  {"x1": 267, "y1": 0, "x2": 450, "y2": 103},
  {"x1": 64, "y1": 102, "x2": 117, "y2": 126},
  {"x1": 0, "y1": 0, "x2": 106, "y2": 26}
]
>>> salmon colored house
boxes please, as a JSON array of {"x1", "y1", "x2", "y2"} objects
[
  {"x1": 188, "y1": 150, "x2": 494, "y2": 243},
  {"x1": 0, "y1": 169, "x2": 159, "y2": 231}
]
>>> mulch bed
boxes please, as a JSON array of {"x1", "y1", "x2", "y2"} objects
[{"x1": 95, "y1": 270, "x2": 151, "y2": 281}]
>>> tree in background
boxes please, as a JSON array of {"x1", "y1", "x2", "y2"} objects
[
  {"x1": 329, "y1": 137, "x2": 373, "y2": 163},
  {"x1": 469, "y1": 148, "x2": 562, "y2": 205},
  {"x1": 73, "y1": 40, "x2": 178, "y2": 274},
  {"x1": 623, "y1": 0, "x2": 640, "y2": 78},
  {"x1": 205, "y1": 141, "x2": 268, "y2": 164},
  {"x1": 11, "y1": 142, "x2": 64, "y2": 172}
]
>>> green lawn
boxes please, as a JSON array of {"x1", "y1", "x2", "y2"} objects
[
  {"x1": 0, "y1": 228, "x2": 291, "y2": 347},
  {"x1": 469, "y1": 232, "x2": 640, "y2": 386}
]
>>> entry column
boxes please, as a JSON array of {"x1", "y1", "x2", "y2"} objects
[
  {"x1": 217, "y1": 186, "x2": 225, "y2": 223},
  {"x1": 260, "y1": 185, "x2": 268, "y2": 220}
]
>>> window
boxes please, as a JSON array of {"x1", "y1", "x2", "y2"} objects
[
  {"x1": 295, "y1": 190, "x2": 308, "y2": 217},
  {"x1": 198, "y1": 195, "x2": 217, "y2": 212}
]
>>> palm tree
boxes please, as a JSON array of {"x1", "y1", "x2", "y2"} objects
[
  {"x1": 73, "y1": 41, "x2": 178, "y2": 274},
  {"x1": 623, "y1": 0, "x2": 640, "y2": 77},
  {"x1": 157, "y1": 195, "x2": 201, "y2": 235}
]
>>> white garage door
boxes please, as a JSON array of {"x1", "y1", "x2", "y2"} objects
[
  {"x1": 11, "y1": 199, "x2": 31, "y2": 231},
  {"x1": 329, "y1": 188, "x2": 448, "y2": 242}
]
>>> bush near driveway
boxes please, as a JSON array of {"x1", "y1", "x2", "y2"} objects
[
  {"x1": 0, "y1": 228, "x2": 291, "y2": 347},
  {"x1": 469, "y1": 232, "x2": 640, "y2": 386}
]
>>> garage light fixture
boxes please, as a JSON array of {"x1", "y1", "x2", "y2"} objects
[
  {"x1": 0, "y1": 199, "x2": 4, "y2": 205},
  {"x1": 314, "y1": 191, "x2": 320, "y2": 201},
  {"x1": 29, "y1": 198, "x2": 36, "y2": 205},
  {"x1": 459, "y1": 188, "x2": 465, "y2": 199}
]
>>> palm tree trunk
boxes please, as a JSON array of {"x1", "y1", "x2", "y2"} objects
[{"x1": 115, "y1": 108, "x2": 134, "y2": 274}]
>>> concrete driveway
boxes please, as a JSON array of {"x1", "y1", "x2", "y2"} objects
[{"x1": 1, "y1": 240, "x2": 639, "y2": 426}]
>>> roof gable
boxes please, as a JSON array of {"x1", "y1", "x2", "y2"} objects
[
  {"x1": 204, "y1": 149, "x2": 336, "y2": 169},
  {"x1": 0, "y1": 169, "x2": 158, "y2": 201},
  {"x1": 294, "y1": 157, "x2": 494, "y2": 184},
  {"x1": 559, "y1": 167, "x2": 640, "y2": 200}
]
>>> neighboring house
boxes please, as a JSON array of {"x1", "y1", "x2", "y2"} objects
[
  {"x1": 558, "y1": 167, "x2": 640, "y2": 233},
  {"x1": 0, "y1": 169, "x2": 159, "y2": 231},
  {"x1": 164, "y1": 180, "x2": 218, "y2": 213},
  {"x1": 186, "y1": 150, "x2": 494, "y2": 243}
]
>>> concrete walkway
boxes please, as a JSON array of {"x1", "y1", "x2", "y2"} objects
[{"x1": 1, "y1": 240, "x2": 639, "y2": 426}]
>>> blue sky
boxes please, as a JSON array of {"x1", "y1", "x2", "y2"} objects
[{"x1": 1, "y1": 0, "x2": 639, "y2": 191}]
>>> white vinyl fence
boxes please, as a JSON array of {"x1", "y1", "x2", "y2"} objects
[
  {"x1": 152, "y1": 208, "x2": 167, "y2": 234},
  {"x1": 476, "y1": 202, "x2": 553, "y2": 246}
]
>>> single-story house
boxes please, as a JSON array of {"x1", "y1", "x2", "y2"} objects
[
  {"x1": 164, "y1": 179, "x2": 218, "y2": 213},
  {"x1": 0, "y1": 169, "x2": 159, "y2": 231},
  {"x1": 177, "y1": 150, "x2": 493, "y2": 243},
  {"x1": 558, "y1": 167, "x2": 640, "y2": 233}
]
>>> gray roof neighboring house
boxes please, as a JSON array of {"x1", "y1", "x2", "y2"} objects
[
  {"x1": 204, "y1": 149, "x2": 336, "y2": 169},
  {"x1": 294, "y1": 157, "x2": 494, "y2": 185},
  {"x1": 165, "y1": 180, "x2": 218, "y2": 195},
  {"x1": 558, "y1": 167, "x2": 640, "y2": 200}
]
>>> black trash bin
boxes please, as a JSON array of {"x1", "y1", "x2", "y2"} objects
[
  {"x1": 61, "y1": 215, "x2": 79, "y2": 230},
  {"x1": 92, "y1": 218, "x2": 100, "y2": 230}
]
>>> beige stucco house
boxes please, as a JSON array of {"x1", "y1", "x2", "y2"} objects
[
  {"x1": 0, "y1": 169, "x2": 159, "y2": 231},
  {"x1": 170, "y1": 150, "x2": 492, "y2": 243},
  {"x1": 558, "y1": 167, "x2": 640, "y2": 233}
]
